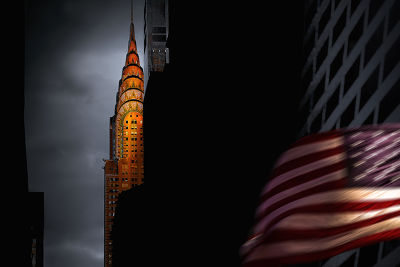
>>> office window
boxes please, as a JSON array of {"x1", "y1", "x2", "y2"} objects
[
  {"x1": 299, "y1": 98, "x2": 311, "y2": 129},
  {"x1": 344, "y1": 56, "x2": 360, "y2": 95},
  {"x1": 341, "y1": 253, "x2": 356, "y2": 267},
  {"x1": 326, "y1": 85, "x2": 340, "y2": 119},
  {"x1": 152, "y1": 26, "x2": 166, "y2": 34},
  {"x1": 365, "y1": 21, "x2": 384, "y2": 67},
  {"x1": 303, "y1": 29, "x2": 315, "y2": 64},
  {"x1": 311, "y1": 112, "x2": 322, "y2": 133},
  {"x1": 334, "y1": 0, "x2": 342, "y2": 10},
  {"x1": 350, "y1": 0, "x2": 361, "y2": 15},
  {"x1": 302, "y1": 65, "x2": 313, "y2": 97},
  {"x1": 383, "y1": 36, "x2": 400, "y2": 80},
  {"x1": 305, "y1": 0, "x2": 317, "y2": 28},
  {"x1": 330, "y1": 46, "x2": 344, "y2": 81},
  {"x1": 383, "y1": 240, "x2": 400, "y2": 258},
  {"x1": 388, "y1": 0, "x2": 400, "y2": 34},
  {"x1": 358, "y1": 243, "x2": 380, "y2": 267},
  {"x1": 333, "y1": 8, "x2": 347, "y2": 43},
  {"x1": 314, "y1": 74, "x2": 325, "y2": 106},
  {"x1": 318, "y1": 2, "x2": 331, "y2": 37},
  {"x1": 348, "y1": 14, "x2": 364, "y2": 54},
  {"x1": 363, "y1": 111, "x2": 374, "y2": 125},
  {"x1": 378, "y1": 77, "x2": 400, "y2": 122},
  {"x1": 368, "y1": 0, "x2": 385, "y2": 24},
  {"x1": 360, "y1": 65, "x2": 379, "y2": 110},
  {"x1": 317, "y1": 39, "x2": 329, "y2": 70},
  {"x1": 341, "y1": 97, "x2": 356, "y2": 127},
  {"x1": 152, "y1": 34, "x2": 166, "y2": 42}
]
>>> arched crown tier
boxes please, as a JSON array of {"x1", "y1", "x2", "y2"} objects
[
  {"x1": 125, "y1": 52, "x2": 140, "y2": 66},
  {"x1": 116, "y1": 89, "x2": 144, "y2": 112},
  {"x1": 122, "y1": 65, "x2": 144, "y2": 81},
  {"x1": 116, "y1": 101, "x2": 143, "y2": 126},
  {"x1": 119, "y1": 78, "x2": 144, "y2": 96}
]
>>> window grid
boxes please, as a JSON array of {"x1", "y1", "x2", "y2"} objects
[{"x1": 299, "y1": 0, "x2": 399, "y2": 138}]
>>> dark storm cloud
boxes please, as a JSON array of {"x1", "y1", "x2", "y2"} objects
[{"x1": 25, "y1": 0, "x2": 144, "y2": 266}]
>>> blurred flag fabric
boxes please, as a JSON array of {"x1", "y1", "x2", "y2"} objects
[{"x1": 241, "y1": 124, "x2": 400, "y2": 267}]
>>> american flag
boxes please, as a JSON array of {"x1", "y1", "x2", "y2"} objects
[{"x1": 241, "y1": 124, "x2": 400, "y2": 266}]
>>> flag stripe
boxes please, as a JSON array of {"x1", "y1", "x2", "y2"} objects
[
  {"x1": 246, "y1": 216, "x2": 400, "y2": 263},
  {"x1": 256, "y1": 169, "x2": 347, "y2": 217},
  {"x1": 274, "y1": 137, "x2": 343, "y2": 168},
  {"x1": 255, "y1": 179, "x2": 347, "y2": 226},
  {"x1": 265, "y1": 209, "x2": 400, "y2": 242},
  {"x1": 255, "y1": 178, "x2": 346, "y2": 222},
  {"x1": 242, "y1": 124, "x2": 400, "y2": 266},
  {"x1": 253, "y1": 199, "x2": 400, "y2": 240},
  {"x1": 263, "y1": 153, "x2": 346, "y2": 195},
  {"x1": 260, "y1": 161, "x2": 346, "y2": 202},
  {"x1": 254, "y1": 188, "x2": 400, "y2": 233},
  {"x1": 274, "y1": 204, "x2": 400, "y2": 230},
  {"x1": 271, "y1": 146, "x2": 345, "y2": 179},
  {"x1": 243, "y1": 229, "x2": 400, "y2": 267},
  {"x1": 241, "y1": 198, "x2": 400, "y2": 258},
  {"x1": 290, "y1": 130, "x2": 341, "y2": 148}
]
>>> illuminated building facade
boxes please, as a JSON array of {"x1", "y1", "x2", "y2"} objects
[{"x1": 103, "y1": 14, "x2": 144, "y2": 267}]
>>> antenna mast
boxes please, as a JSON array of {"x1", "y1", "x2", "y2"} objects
[{"x1": 131, "y1": 0, "x2": 133, "y2": 23}]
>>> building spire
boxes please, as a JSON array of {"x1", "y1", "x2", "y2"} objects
[
  {"x1": 129, "y1": 0, "x2": 135, "y2": 43},
  {"x1": 130, "y1": 0, "x2": 133, "y2": 24}
]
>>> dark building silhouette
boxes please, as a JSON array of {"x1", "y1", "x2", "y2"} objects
[
  {"x1": 297, "y1": 0, "x2": 400, "y2": 266},
  {"x1": 19, "y1": 2, "x2": 45, "y2": 267},
  {"x1": 111, "y1": 1, "x2": 304, "y2": 266},
  {"x1": 111, "y1": 185, "x2": 147, "y2": 266},
  {"x1": 27, "y1": 192, "x2": 44, "y2": 267}
]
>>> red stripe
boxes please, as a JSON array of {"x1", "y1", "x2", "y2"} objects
[
  {"x1": 265, "y1": 209, "x2": 400, "y2": 242},
  {"x1": 255, "y1": 199, "x2": 400, "y2": 233},
  {"x1": 260, "y1": 161, "x2": 347, "y2": 202},
  {"x1": 255, "y1": 179, "x2": 346, "y2": 222},
  {"x1": 271, "y1": 146, "x2": 345, "y2": 179},
  {"x1": 243, "y1": 228, "x2": 400, "y2": 267},
  {"x1": 290, "y1": 130, "x2": 340, "y2": 148},
  {"x1": 246, "y1": 199, "x2": 400, "y2": 258}
]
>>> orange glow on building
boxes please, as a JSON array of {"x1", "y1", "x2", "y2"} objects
[{"x1": 104, "y1": 19, "x2": 144, "y2": 267}]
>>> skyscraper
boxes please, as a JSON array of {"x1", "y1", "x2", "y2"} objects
[
  {"x1": 298, "y1": 0, "x2": 400, "y2": 266},
  {"x1": 299, "y1": 0, "x2": 400, "y2": 137},
  {"x1": 143, "y1": 0, "x2": 169, "y2": 86},
  {"x1": 103, "y1": 7, "x2": 144, "y2": 266}
]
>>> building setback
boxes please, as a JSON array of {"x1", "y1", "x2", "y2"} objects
[
  {"x1": 298, "y1": 0, "x2": 400, "y2": 266},
  {"x1": 103, "y1": 12, "x2": 145, "y2": 267}
]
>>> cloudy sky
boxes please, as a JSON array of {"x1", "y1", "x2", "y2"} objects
[{"x1": 24, "y1": 0, "x2": 144, "y2": 266}]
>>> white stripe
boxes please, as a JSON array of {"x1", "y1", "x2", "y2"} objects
[
  {"x1": 246, "y1": 216, "x2": 400, "y2": 262},
  {"x1": 274, "y1": 205, "x2": 400, "y2": 230},
  {"x1": 262, "y1": 153, "x2": 346, "y2": 195},
  {"x1": 254, "y1": 188, "x2": 400, "y2": 234},
  {"x1": 274, "y1": 137, "x2": 343, "y2": 168},
  {"x1": 256, "y1": 169, "x2": 347, "y2": 217}
]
